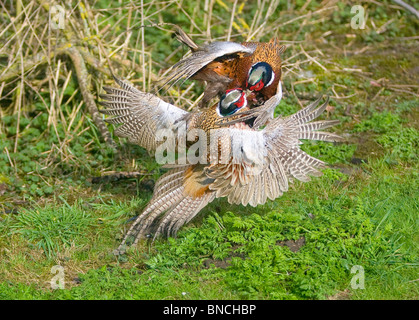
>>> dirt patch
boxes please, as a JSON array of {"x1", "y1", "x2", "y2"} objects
[
  {"x1": 276, "y1": 236, "x2": 306, "y2": 252},
  {"x1": 328, "y1": 289, "x2": 351, "y2": 300},
  {"x1": 203, "y1": 237, "x2": 307, "y2": 269},
  {"x1": 203, "y1": 258, "x2": 233, "y2": 269},
  {"x1": 351, "y1": 132, "x2": 385, "y2": 161},
  {"x1": 202, "y1": 245, "x2": 246, "y2": 269}
]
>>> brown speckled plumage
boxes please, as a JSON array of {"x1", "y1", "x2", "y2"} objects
[
  {"x1": 226, "y1": 39, "x2": 284, "y2": 103},
  {"x1": 162, "y1": 28, "x2": 285, "y2": 108}
]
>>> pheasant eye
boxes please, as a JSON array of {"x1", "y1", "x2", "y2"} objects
[
  {"x1": 218, "y1": 89, "x2": 246, "y2": 117},
  {"x1": 246, "y1": 62, "x2": 275, "y2": 91}
]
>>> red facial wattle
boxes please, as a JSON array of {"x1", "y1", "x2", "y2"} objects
[
  {"x1": 249, "y1": 80, "x2": 264, "y2": 92},
  {"x1": 234, "y1": 92, "x2": 246, "y2": 108},
  {"x1": 246, "y1": 61, "x2": 274, "y2": 93}
]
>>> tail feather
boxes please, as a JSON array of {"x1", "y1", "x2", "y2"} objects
[
  {"x1": 153, "y1": 168, "x2": 185, "y2": 191},
  {"x1": 155, "y1": 196, "x2": 197, "y2": 238},
  {"x1": 117, "y1": 185, "x2": 184, "y2": 252},
  {"x1": 173, "y1": 25, "x2": 199, "y2": 51},
  {"x1": 114, "y1": 167, "x2": 214, "y2": 255},
  {"x1": 154, "y1": 192, "x2": 214, "y2": 239},
  {"x1": 182, "y1": 192, "x2": 215, "y2": 225}
]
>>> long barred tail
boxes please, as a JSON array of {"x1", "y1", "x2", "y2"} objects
[{"x1": 114, "y1": 167, "x2": 215, "y2": 255}]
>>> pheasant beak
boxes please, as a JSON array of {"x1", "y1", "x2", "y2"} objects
[{"x1": 245, "y1": 89, "x2": 257, "y2": 105}]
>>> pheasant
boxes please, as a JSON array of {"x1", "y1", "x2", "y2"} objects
[
  {"x1": 100, "y1": 77, "x2": 341, "y2": 255},
  {"x1": 162, "y1": 26, "x2": 286, "y2": 112}
]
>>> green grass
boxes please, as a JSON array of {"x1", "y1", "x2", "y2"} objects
[
  {"x1": 1, "y1": 0, "x2": 418, "y2": 300},
  {"x1": 9, "y1": 202, "x2": 94, "y2": 258},
  {"x1": 0, "y1": 158, "x2": 417, "y2": 299}
]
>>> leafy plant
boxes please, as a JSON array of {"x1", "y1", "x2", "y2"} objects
[{"x1": 377, "y1": 127, "x2": 418, "y2": 163}]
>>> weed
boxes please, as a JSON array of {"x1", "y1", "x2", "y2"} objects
[
  {"x1": 9, "y1": 202, "x2": 95, "y2": 258},
  {"x1": 353, "y1": 111, "x2": 402, "y2": 134},
  {"x1": 377, "y1": 127, "x2": 418, "y2": 163}
]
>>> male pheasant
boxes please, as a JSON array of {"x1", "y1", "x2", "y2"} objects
[
  {"x1": 162, "y1": 26, "x2": 286, "y2": 111},
  {"x1": 100, "y1": 77, "x2": 341, "y2": 254}
]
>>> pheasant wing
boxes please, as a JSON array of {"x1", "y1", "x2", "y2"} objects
[
  {"x1": 206, "y1": 96, "x2": 342, "y2": 207},
  {"x1": 161, "y1": 41, "x2": 256, "y2": 90},
  {"x1": 100, "y1": 77, "x2": 188, "y2": 152}
]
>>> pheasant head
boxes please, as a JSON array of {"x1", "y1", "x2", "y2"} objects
[{"x1": 161, "y1": 27, "x2": 286, "y2": 109}]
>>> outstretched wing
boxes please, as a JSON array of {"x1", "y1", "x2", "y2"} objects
[
  {"x1": 206, "y1": 95, "x2": 342, "y2": 207},
  {"x1": 161, "y1": 41, "x2": 256, "y2": 90},
  {"x1": 99, "y1": 77, "x2": 188, "y2": 152}
]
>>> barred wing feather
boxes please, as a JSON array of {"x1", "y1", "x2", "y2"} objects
[
  {"x1": 206, "y1": 96, "x2": 342, "y2": 207},
  {"x1": 100, "y1": 77, "x2": 188, "y2": 152}
]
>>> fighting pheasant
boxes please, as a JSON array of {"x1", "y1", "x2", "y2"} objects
[
  {"x1": 100, "y1": 77, "x2": 341, "y2": 254},
  {"x1": 162, "y1": 26, "x2": 286, "y2": 111}
]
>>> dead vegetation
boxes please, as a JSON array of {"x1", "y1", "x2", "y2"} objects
[{"x1": 0, "y1": 0, "x2": 417, "y2": 177}]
